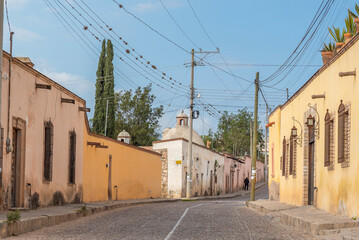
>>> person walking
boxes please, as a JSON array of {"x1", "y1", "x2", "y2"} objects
[{"x1": 244, "y1": 177, "x2": 249, "y2": 191}]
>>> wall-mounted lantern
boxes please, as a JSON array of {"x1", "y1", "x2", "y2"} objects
[
  {"x1": 291, "y1": 117, "x2": 303, "y2": 147},
  {"x1": 291, "y1": 126, "x2": 297, "y2": 137},
  {"x1": 306, "y1": 114, "x2": 315, "y2": 127},
  {"x1": 307, "y1": 103, "x2": 320, "y2": 139}
]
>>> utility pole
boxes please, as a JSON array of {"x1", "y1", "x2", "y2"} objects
[
  {"x1": 186, "y1": 49, "x2": 219, "y2": 199},
  {"x1": 186, "y1": 49, "x2": 195, "y2": 199},
  {"x1": 104, "y1": 99, "x2": 109, "y2": 137},
  {"x1": 286, "y1": 88, "x2": 289, "y2": 100},
  {"x1": 264, "y1": 104, "x2": 268, "y2": 182},
  {"x1": 0, "y1": 0, "x2": 4, "y2": 129},
  {"x1": 0, "y1": 0, "x2": 3, "y2": 182},
  {"x1": 251, "y1": 72, "x2": 259, "y2": 201},
  {"x1": 250, "y1": 119, "x2": 252, "y2": 158}
]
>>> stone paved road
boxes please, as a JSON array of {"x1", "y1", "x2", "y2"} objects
[{"x1": 9, "y1": 186, "x2": 313, "y2": 240}]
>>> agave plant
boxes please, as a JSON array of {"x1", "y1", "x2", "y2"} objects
[
  {"x1": 345, "y1": 13, "x2": 356, "y2": 35},
  {"x1": 322, "y1": 42, "x2": 335, "y2": 52},
  {"x1": 328, "y1": 26, "x2": 345, "y2": 43},
  {"x1": 348, "y1": 4, "x2": 359, "y2": 18}
]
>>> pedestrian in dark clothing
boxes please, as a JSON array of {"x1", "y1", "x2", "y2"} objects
[{"x1": 244, "y1": 177, "x2": 249, "y2": 191}]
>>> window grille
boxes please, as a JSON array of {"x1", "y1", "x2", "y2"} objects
[
  {"x1": 324, "y1": 110, "x2": 331, "y2": 167},
  {"x1": 44, "y1": 121, "x2": 54, "y2": 181},
  {"x1": 69, "y1": 130, "x2": 76, "y2": 184},
  {"x1": 289, "y1": 135, "x2": 294, "y2": 175},
  {"x1": 338, "y1": 101, "x2": 346, "y2": 163},
  {"x1": 282, "y1": 137, "x2": 286, "y2": 176}
]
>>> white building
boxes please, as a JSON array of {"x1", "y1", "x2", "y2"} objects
[{"x1": 152, "y1": 112, "x2": 225, "y2": 198}]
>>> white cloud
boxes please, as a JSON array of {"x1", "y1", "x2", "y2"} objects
[
  {"x1": 7, "y1": 0, "x2": 31, "y2": 9},
  {"x1": 41, "y1": 69, "x2": 94, "y2": 97},
  {"x1": 133, "y1": 0, "x2": 184, "y2": 13},
  {"x1": 135, "y1": 2, "x2": 160, "y2": 13},
  {"x1": 12, "y1": 27, "x2": 43, "y2": 41}
]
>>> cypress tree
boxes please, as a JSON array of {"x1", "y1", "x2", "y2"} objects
[
  {"x1": 103, "y1": 40, "x2": 116, "y2": 138},
  {"x1": 93, "y1": 40, "x2": 106, "y2": 134}
]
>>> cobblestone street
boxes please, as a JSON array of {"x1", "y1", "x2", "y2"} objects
[{"x1": 9, "y1": 186, "x2": 312, "y2": 240}]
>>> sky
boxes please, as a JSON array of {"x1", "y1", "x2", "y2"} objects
[{"x1": 4, "y1": 0, "x2": 357, "y2": 137}]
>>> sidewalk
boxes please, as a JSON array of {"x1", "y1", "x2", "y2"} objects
[
  {"x1": 0, "y1": 182, "x2": 266, "y2": 238},
  {"x1": 194, "y1": 181, "x2": 266, "y2": 201},
  {"x1": 247, "y1": 199, "x2": 359, "y2": 240},
  {"x1": 0, "y1": 198, "x2": 179, "y2": 238}
]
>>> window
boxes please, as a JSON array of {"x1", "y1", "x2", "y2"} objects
[
  {"x1": 289, "y1": 135, "x2": 294, "y2": 175},
  {"x1": 286, "y1": 143, "x2": 289, "y2": 177},
  {"x1": 69, "y1": 130, "x2": 76, "y2": 184},
  {"x1": 44, "y1": 121, "x2": 54, "y2": 181},
  {"x1": 271, "y1": 143, "x2": 274, "y2": 177},
  {"x1": 324, "y1": 110, "x2": 331, "y2": 167},
  {"x1": 338, "y1": 101, "x2": 349, "y2": 163},
  {"x1": 282, "y1": 137, "x2": 286, "y2": 176}
]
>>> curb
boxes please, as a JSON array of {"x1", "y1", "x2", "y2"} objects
[
  {"x1": 194, "y1": 182, "x2": 266, "y2": 201},
  {"x1": 0, "y1": 198, "x2": 179, "y2": 238}
]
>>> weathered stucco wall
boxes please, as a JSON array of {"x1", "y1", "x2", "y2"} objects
[
  {"x1": 1, "y1": 53, "x2": 85, "y2": 208},
  {"x1": 268, "y1": 35, "x2": 359, "y2": 218},
  {"x1": 153, "y1": 138, "x2": 225, "y2": 198},
  {"x1": 83, "y1": 124, "x2": 162, "y2": 202}
]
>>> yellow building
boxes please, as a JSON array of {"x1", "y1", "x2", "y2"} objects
[
  {"x1": 268, "y1": 34, "x2": 359, "y2": 218},
  {"x1": 83, "y1": 117, "x2": 162, "y2": 202}
]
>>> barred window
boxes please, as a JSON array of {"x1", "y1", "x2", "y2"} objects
[
  {"x1": 282, "y1": 137, "x2": 286, "y2": 176},
  {"x1": 69, "y1": 130, "x2": 76, "y2": 184},
  {"x1": 286, "y1": 143, "x2": 289, "y2": 176},
  {"x1": 289, "y1": 135, "x2": 294, "y2": 175},
  {"x1": 44, "y1": 121, "x2": 54, "y2": 181},
  {"x1": 324, "y1": 110, "x2": 331, "y2": 167},
  {"x1": 338, "y1": 101, "x2": 348, "y2": 163}
]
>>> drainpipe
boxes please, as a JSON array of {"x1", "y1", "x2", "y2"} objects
[
  {"x1": 5, "y1": 31, "x2": 13, "y2": 153},
  {"x1": 314, "y1": 186, "x2": 318, "y2": 208},
  {"x1": 0, "y1": 0, "x2": 4, "y2": 131}
]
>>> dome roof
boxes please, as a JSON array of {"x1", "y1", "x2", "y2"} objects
[
  {"x1": 117, "y1": 130, "x2": 130, "y2": 138},
  {"x1": 162, "y1": 125, "x2": 205, "y2": 146},
  {"x1": 177, "y1": 112, "x2": 188, "y2": 118}
]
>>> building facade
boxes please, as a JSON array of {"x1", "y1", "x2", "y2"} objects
[
  {"x1": 152, "y1": 112, "x2": 225, "y2": 198},
  {"x1": 0, "y1": 53, "x2": 86, "y2": 209},
  {"x1": 268, "y1": 34, "x2": 359, "y2": 218},
  {"x1": 82, "y1": 119, "x2": 162, "y2": 202}
]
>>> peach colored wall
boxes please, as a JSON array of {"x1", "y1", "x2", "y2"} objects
[
  {"x1": 1, "y1": 53, "x2": 85, "y2": 207},
  {"x1": 83, "y1": 124, "x2": 162, "y2": 202}
]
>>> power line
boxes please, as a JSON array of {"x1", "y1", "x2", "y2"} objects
[
  {"x1": 159, "y1": 0, "x2": 200, "y2": 48},
  {"x1": 186, "y1": 0, "x2": 216, "y2": 48},
  {"x1": 5, "y1": 0, "x2": 11, "y2": 33},
  {"x1": 110, "y1": 0, "x2": 252, "y2": 84}
]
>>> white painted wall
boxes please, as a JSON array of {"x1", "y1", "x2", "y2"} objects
[{"x1": 153, "y1": 139, "x2": 225, "y2": 198}]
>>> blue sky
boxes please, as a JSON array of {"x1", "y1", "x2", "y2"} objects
[{"x1": 5, "y1": 0, "x2": 357, "y2": 136}]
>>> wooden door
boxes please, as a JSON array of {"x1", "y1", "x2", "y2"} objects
[
  {"x1": 108, "y1": 155, "x2": 112, "y2": 201},
  {"x1": 308, "y1": 127, "x2": 315, "y2": 205}
]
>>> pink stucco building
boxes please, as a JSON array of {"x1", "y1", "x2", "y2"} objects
[
  {"x1": 224, "y1": 154, "x2": 265, "y2": 193},
  {"x1": 0, "y1": 52, "x2": 87, "y2": 209}
]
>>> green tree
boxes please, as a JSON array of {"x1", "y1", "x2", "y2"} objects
[
  {"x1": 103, "y1": 40, "x2": 116, "y2": 138},
  {"x1": 93, "y1": 40, "x2": 106, "y2": 134},
  {"x1": 212, "y1": 109, "x2": 264, "y2": 159},
  {"x1": 115, "y1": 84, "x2": 164, "y2": 146}
]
